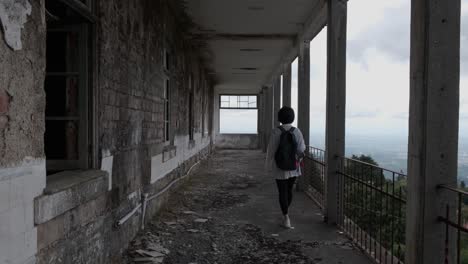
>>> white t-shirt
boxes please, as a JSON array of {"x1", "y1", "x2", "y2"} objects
[{"x1": 265, "y1": 124, "x2": 306, "y2": 180}]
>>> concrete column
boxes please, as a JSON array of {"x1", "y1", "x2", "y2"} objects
[
  {"x1": 262, "y1": 86, "x2": 273, "y2": 152},
  {"x1": 296, "y1": 41, "x2": 311, "y2": 191},
  {"x1": 282, "y1": 63, "x2": 292, "y2": 107},
  {"x1": 324, "y1": 0, "x2": 347, "y2": 225},
  {"x1": 297, "y1": 41, "x2": 311, "y2": 146},
  {"x1": 258, "y1": 91, "x2": 264, "y2": 149},
  {"x1": 273, "y1": 76, "x2": 281, "y2": 127},
  {"x1": 405, "y1": 0, "x2": 461, "y2": 263}
]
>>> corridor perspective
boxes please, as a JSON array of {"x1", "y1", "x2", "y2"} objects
[{"x1": 0, "y1": 0, "x2": 465, "y2": 263}]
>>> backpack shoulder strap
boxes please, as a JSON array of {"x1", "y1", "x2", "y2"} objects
[
  {"x1": 288, "y1": 127, "x2": 295, "y2": 132},
  {"x1": 278, "y1": 126, "x2": 286, "y2": 132}
]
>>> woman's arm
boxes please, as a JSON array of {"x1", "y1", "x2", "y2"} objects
[{"x1": 295, "y1": 128, "x2": 306, "y2": 155}]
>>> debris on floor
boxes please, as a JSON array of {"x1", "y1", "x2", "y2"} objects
[{"x1": 123, "y1": 150, "x2": 369, "y2": 264}]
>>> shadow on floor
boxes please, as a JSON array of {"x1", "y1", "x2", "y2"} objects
[{"x1": 124, "y1": 149, "x2": 372, "y2": 264}]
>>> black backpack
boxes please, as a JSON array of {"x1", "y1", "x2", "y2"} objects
[{"x1": 274, "y1": 126, "x2": 298, "y2": 170}]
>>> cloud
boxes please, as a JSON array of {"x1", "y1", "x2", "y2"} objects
[
  {"x1": 393, "y1": 112, "x2": 409, "y2": 120},
  {"x1": 461, "y1": 12, "x2": 468, "y2": 75},
  {"x1": 347, "y1": 4, "x2": 410, "y2": 65},
  {"x1": 348, "y1": 111, "x2": 381, "y2": 119}
]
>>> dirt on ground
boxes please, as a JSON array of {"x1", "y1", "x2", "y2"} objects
[{"x1": 123, "y1": 154, "x2": 321, "y2": 264}]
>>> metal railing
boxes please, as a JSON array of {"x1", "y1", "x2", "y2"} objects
[
  {"x1": 337, "y1": 157, "x2": 407, "y2": 263},
  {"x1": 437, "y1": 184, "x2": 468, "y2": 264},
  {"x1": 303, "y1": 146, "x2": 326, "y2": 208},
  {"x1": 304, "y1": 146, "x2": 407, "y2": 263}
]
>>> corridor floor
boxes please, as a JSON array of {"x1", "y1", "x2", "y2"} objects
[{"x1": 124, "y1": 150, "x2": 372, "y2": 264}]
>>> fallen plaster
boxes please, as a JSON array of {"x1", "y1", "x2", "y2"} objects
[{"x1": 0, "y1": 0, "x2": 32, "y2": 50}]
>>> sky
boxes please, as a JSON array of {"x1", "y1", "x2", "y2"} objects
[
  {"x1": 300, "y1": 0, "x2": 468, "y2": 148},
  {"x1": 222, "y1": 0, "x2": 468, "y2": 149}
]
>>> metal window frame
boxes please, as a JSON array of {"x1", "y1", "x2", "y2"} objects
[
  {"x1": 164, "y1": 78, "x2": 171, "y2": 142},
  {"x1": 57, "y1": 0, "x2": 97, "y2": 22},
  {"x1": 45, "y1": 25, "x2": 90, "y2": 172},
  {"x1": 45, "y1": 0, "x2": 97, "y2": 172},
  {"x1": 219, "y1": 94, "x2": 258, "y2": 110}
]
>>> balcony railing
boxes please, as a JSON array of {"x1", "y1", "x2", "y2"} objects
[
  {"x1": 304, "y1": 146, "x2": 326, "y2": 208},
  {"x1": 304, "y1": 146, "x2": 407, "y2": 264},
  {"x1": 437, "y1": 185, "x2": 468, "y2": 263}
]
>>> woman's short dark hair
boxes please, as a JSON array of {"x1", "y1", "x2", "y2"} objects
[{"x1": 278, "y1": 106, "x2": 295, "y2": 124}]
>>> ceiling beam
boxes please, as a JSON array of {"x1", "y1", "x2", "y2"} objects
[
  {"x1": 191, "y1": 33, "x2": 296, "y2": 41},
  {"x1": 263, "y1": 0, "x2": 327, "y2": 89}
]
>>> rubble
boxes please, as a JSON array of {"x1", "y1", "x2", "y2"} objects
[{"x1": 124, "y1": 160, "x2": 317, "y2": 264}]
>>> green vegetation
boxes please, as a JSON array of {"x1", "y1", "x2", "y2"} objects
[
  {"x1": 308, "y1": 152, "x2": 468, "y2": 262},
  {"x1": 343, "y1": 154, "x2": 407, "y2": 261}
]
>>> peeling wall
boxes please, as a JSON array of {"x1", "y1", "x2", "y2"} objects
[
  {"x1": 0, "y1": 0, "x2": 45, "y2": 167},
  {"x1": 36, "y1": 0, "x2": 215, "y2": 262},
  {"x1": 0, "y1": 0, "x2": 32, "y2": 51},
  {"x1": 0, "y1": 1, "x2": 46, "y2": 264},
  {"x1": 0, "y1": 0, "x2": 215, "y2": 263}
]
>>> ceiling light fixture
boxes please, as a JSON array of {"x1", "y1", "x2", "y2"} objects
[
  {"x1": 239, "y1": 48, "x2": 263, "y2": 52},
  {"x1": 248, "y1": 6, "x2": 265, "y2": 11},
  {"x1": 233, "y1": 67, "x2": 258, "y2": 71}
]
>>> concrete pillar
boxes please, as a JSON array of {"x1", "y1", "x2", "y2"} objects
[
  {"x1": 258, "y1": 91, "x2": 264, "y2": 149},
  {"x1": 282, "y1": 63, "x2": 292, "y2": 107},
  {"x1": 324, "y1": 0, "x2": 347, "y2": 225},
  {"x1": 273, "y1": 76, "x2": 281, "y2": 127},
  {"x1": 297, "y1": 41, "x2": 311, "y2": 146},
  {"x1": 297, "y1": 41, "x2": 311, "y2": 192},
  {"x1": 262, "y1": 86, "x2": 273, "y2": 152},
  {"x1": 405, "y1": 0, "x2": 461, "y2": 263}
]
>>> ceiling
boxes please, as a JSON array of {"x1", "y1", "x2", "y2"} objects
[{"x1": 185, "y1": 0, "x2": 321, "y2": 93}]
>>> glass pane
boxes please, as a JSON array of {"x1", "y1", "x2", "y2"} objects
[
  {"x1": 221, "y1": 101, "x2": 230, "y2": 108},
  {"x1": 221, "y1": 96, "x2": 229, "y2": 102},
  {"x1": 239, "y1": 101, "x2": 248, "y2": 108},
  {"x1": 220, "y1": 109, "x2": 258, "y2": 134},
  {"x1": 165, "y1": 101, "x2": 170, "y2": 122},
  {"x1": 45, "y1": 76, "x2": 79, "y2": 117},
  {"x1": 46, "y1": 31, "x2": 80, "y2": 73},
  {"x1": 229, "y1": 96, "x2": 237, "y2": 107},
  {"x1": 45, "y1": 120, "x2": 79, "y2": 160},
  {"x1": 248, "y1": 96, "x2": 257, "y2": 107},
  {"x1": 239, "y1": 96, "x2": 249, "y2": 102}
]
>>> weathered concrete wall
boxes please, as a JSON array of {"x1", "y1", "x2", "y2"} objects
[
  {"x1": 215, "y1": 134, "x2": 259, "y2": 150},
  {"x1": 34, "y1": 0, "x2": 214, "y2": 263},
  {"x1": 0, "y1": 1, "x2": 46, "y2": 264}
]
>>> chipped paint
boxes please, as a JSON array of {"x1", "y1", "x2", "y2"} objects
[{"x1": 0, "y1": 0, "x2": 32, "y2": 50}]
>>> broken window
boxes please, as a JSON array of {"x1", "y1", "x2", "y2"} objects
[{"x1": 44, "y1": 0, "x2": 94, "y2": 173}]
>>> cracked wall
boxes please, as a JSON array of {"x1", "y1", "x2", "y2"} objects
[
  {"x1": 0, "y1": 0, "x2": 45, "y2": 167},
  {"x1": 0, "y1": 1, "x2": 46, "y2": 264},
  {"x1": 35, "y1": 0, "x2": 214, "y2": 263}
]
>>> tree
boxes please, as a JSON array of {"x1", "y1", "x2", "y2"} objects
[{"x1": 343, "y1": 154, "x2": 407, "y2": 260}]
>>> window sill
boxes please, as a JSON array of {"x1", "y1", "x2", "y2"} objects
[
  {"x1": 34, "y1": 170, "x2": 108, "y2": 225},
  {"x1": 188, "y1": 139, "x2": 196, "y2": 149},
  {"x1": 162, "y1": 145, "x2": 177, "y2": 162}
]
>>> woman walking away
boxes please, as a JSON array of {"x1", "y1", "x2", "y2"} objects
[{"x1": 265, "y1": 106, "x2": 306, "y2": 229}]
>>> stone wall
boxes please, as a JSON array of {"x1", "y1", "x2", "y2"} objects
[
  {"x1": 0, "y1": 0, "x2": 214, "y2": 263},
  {"x1": 215, "y1": 134, "x2": 260, "y2": 150},
  {"x1": 0, "y1": 1, "x2": 46, "y2": 264}
]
